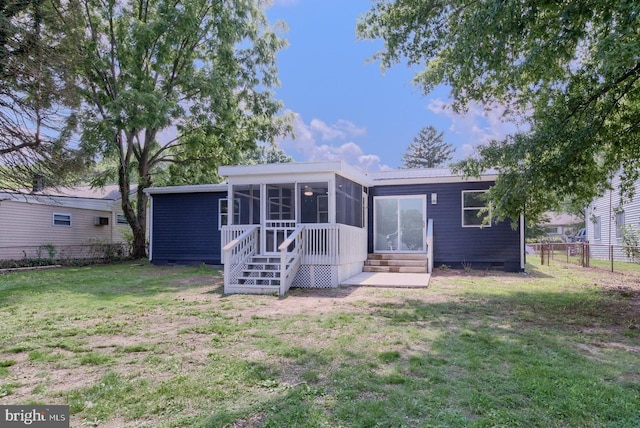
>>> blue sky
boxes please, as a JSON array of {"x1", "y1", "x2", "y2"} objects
[{"x1": 266, "y1": 0, "x2": 519, "y2": 171}]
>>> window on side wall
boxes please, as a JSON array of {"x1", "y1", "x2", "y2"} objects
[
  {"x1": 116, "y1": 214, "x2": 128, "y2": 225},
  {"x1": 615, "y1": 212, "x2": 625, "y2": 240},
  {"x1": 461, "y1": 190, "x2": 491, "y2": 227},
  {"x1": 219, "y1": 198, "x2": 241, "y2": 229},
  {"x1": 593, "y1": 216, "x2": 602, "y2": 241},
  {"x1": 52, "y1": 213, "x2": 72, "y2": 227}
]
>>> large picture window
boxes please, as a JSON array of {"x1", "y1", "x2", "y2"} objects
[{"x1": 462, "y1": 190, "x2": 491, "y2": 227}]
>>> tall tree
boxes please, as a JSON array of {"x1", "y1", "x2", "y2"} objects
[
  {"x1": 240, "y1": 144, "x2": 292, "y2": 165},
  {"x1": 65, "y1": 0, "x2": 291, "y2": 258},
  {"x1": 401, "y1": 125, "x2": 453, "y2": 168},
  {"x1": 0, "y1": 0, "x2": 84, "y2": 190},
  {"x1": 358, "y1": 0, "x2": 640, "y2": 222}
]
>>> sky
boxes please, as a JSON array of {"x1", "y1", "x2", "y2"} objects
[{"x1": 266, "y1": 0, "x2": 520, "y2": 171}]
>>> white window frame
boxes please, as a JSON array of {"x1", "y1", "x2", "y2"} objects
[
  {"x1": 593, "y1": 216, "x2": 602, "y2": 241},
  {"x1": 461, "y1": 190, "x2": 491, "y2": 228},
  {"x1": 615, "y1": 212, "x2": 625, "y2": 240},
  {"x1": 219, "y1": 198, "x2": 241, "y2": 229},
  {"x1": 52, "y1": 212, "x2": 72, "y2": 227}
]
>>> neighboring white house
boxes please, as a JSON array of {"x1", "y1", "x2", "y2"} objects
[
  {"x1": 0, "y1": 185, "x2": 133, "y2": 260},
  {"x1": 585, "y1": 175, "x2": 640, "y2": 261},
  {"x1": 540, "y1": 212, "x2": 581, "y2": 241}
]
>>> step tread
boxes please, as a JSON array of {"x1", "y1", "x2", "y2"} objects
[{"x1": 363, "y1": 266, "x2": 428, "y2": 273}]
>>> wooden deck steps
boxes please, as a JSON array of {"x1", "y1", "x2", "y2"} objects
[{"x1": 363, "y1": 253, "x2": 429, "y2": 274}]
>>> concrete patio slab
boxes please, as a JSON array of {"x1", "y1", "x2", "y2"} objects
[{"x1": 341, "y1": 272, "x2": 431, "y2": 288}]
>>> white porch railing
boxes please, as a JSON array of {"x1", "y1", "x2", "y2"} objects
[
  {"x1": 222, "y1": 225, "x2": 259, "y2": 292},
  {"x1": 278, "y1": 225, "x2": 305, "y2": 296},
  {"x1": 301, "y1": 223, "x2": 367, "y2": 265},
  {"x1": 221, "y1": 225, "x2": 256, "y2": 263},
  {"x1": 426, "y1": 219, "x2": 433, "y2": 273}
]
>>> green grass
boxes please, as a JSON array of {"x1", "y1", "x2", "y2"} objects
[{"x1": 0, "y1": 261, "x2": 639, "y2": 427}]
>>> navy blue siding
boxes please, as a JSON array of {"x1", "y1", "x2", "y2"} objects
[
  {"x1": 368, "y1": 182, "x2": 521, "y2": 271},
  {"x1": 151, "y1": 192, "x2": 225, "y2": 266}
]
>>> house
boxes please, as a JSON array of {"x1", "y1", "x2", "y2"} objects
[
  {"x1": 584, "y1": 174, "x2": 640, "y2": 261},
  {"x1": 0, "y1": 185, "x2": 132, "y2": 260},
  {"x1": 540, "y1": 212, "x2": 582, "y2": 242},
  {"x1": 145, "y1": 161, "x2": 524, "y2": 295}
]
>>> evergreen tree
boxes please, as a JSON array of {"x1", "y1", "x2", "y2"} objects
[{"x1": 401, "y1": 126, "x2": 453, "y2": 169}]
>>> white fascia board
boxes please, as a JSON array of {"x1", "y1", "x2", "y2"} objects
[
  {"x1": 219, "y1": 161, "x2": 372, "y2": 187},
  {"x1": 0, "y1": 192, "x2": 116, "y2": 211},
  {"x1": 370, "y1": 174, "x2": 498, "y2": 186},
  {"x1": 144, "y1": 183, "x2": 228, "y2": 195}
]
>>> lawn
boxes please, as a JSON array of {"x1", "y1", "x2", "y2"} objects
[{"x1": 0, "y1": 261, "x2": 638, "y2": 427}]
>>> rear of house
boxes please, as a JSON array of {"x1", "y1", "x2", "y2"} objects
[{"x1": 145, "y1": 161, "x2": 524, "y2": 295}]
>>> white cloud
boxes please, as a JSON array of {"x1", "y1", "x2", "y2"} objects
[
  {"x1": 309, "y1": 118, "x2": 367, "y2": 141},
  {"x1": 278, "y1": 112, "x2": 390, "y2": 171},
  {"x1": 427, "y1": 98, "x2": 525, "y2": 159}
]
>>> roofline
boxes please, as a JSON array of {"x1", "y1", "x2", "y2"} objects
[
  {"x1": 219, "y1": 161, "x2": 372, "y2": 187},
  {"x1": 144, "y1": 183, "x2": 228, "y2": 195},
  {"x1": 0, "y1": 192, "x2": 119, "y2": 211},
  {"x1": 370, "y1": 174, "x2": 498, "y2": 186}
]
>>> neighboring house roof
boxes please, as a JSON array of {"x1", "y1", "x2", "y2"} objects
[
  {"x1": 32, "y1": 184, "x2": 136, "y2": 200},
  {"x1": 145, "y1": 183, "x2": 227, "y2": 195},
  {"x1": 0, "y1": 184, "x2": 133, "y2": 211},
  {"x1": 542, "y1": 212, "x2": 581, "y2": 227}
]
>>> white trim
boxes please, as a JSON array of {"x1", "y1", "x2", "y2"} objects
[
  {"x1": 520, "y1": 214, "x2": 525, "y2": 270},
  {"x1": 52, "y1": 212, "x2": 72, "y2": 227},
  {"x1": 461, "y1": 190, "x2": 492, "y2": 228},
  {"x1": 144, "y1": 183, "x2": 227, "y2": 195},
  {"x1": 369, "y1": 174, "x2": 498, "y2": 186},
  {"x1": 219, "y1": 161, "x2": 372, "y2": 187},
  {"x1": 148, "y1": 197, "x2": 153, "y2": 262}
]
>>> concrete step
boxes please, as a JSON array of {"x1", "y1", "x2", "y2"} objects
[
  {"x1": 365, "y1": 259, "x2": 426, "y2": 267},
  {"x1": 363, "y1": 265, "x2": 428, "y2": 273},
  {"x1": 367, "y1": 253, "x2": 428, "y2": 261},
  {"x1": 225, "y1": 284, "x2": 280, "y2": 295}
]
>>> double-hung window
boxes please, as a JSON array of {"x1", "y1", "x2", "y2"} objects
[{"x1": 462, "y1": 190, "x2": 491, "y2": 227}]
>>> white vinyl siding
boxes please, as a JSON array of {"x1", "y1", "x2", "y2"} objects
[
  {"x1": 0, "y1": 200, "x2": 127, "y2": 260},
  {"x1": 462, "y1": 190, "x2": 491, "y2": 227}
]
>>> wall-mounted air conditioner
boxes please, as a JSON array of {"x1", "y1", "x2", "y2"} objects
[{"x1": 94, "y1": 216, "x2": 109, "y2": 226}]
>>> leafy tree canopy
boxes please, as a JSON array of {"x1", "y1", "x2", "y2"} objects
[
  {"x1": 1, "y1": 0, "x2": 86, "y2": 191},
  {"x1": 401, "y1": 125, "x2": 453, "y2": 168},
  {"x1": 63, "y1": 0, "x2": 291, "y2": 257},
  {"x1": 358, "y1": 0, "x2": 640, "y2": 222}
]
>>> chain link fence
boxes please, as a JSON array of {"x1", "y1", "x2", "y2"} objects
[{"x1": 529, "y1": 242, "x2": 640, "y2": 272}]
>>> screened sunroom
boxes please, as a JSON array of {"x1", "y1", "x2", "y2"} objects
[{"x1": 219, "y1": 161, "x2": 370, "y2": 295}]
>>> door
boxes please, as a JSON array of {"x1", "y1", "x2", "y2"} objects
[{"x1": 374, "y1": 196, "x2": 426, "y2": 253}]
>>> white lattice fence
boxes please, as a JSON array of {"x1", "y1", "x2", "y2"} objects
[{"x1": 292, "y1": 265, "x2": 337, "y2": 288}]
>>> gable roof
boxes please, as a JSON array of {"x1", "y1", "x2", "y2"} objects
[{"x1": 0, "y1": 184, "x2": 134, "y2": 211}]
